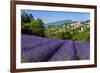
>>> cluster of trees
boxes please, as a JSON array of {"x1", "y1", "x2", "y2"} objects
[{"x1": 21, "y1": 12, "x2": 45, "y2": 36}]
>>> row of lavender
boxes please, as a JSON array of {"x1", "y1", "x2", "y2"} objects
[{"x1": 21, "y1": 34, "x2": 90, "y2": 63}]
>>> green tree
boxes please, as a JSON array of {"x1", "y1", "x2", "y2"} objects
[
  {"x1": 21, "y1": 23, "x2": 33, "y2": 35},
  {"x1": 21, "y1": 11, "x2": 34, "y2": 25},
  {"x1": 48, "y1": 25, "x2": 55, "y2": 28},
  {"x1": 21, "y1": 18, "x2": 45, "y2": 37},
  {"x1": 72, "y1": 31, "x2": 89, "y2": 41},
  {"x1": 63, "y1": 31, "x2": 72, "y2": 40},
  {"x1": 31, "y1": 18, "x2": 45, "y2": 36}
]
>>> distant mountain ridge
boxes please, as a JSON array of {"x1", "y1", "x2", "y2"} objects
[{"x1": 45, "y1": 20, "x2": 73, "y2": 27}]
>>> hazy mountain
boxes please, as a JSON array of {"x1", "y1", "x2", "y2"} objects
[
  {"x1": 81, "y1": 20, "x2": 90, "y2": 24},
  {"x1": 45, "y1": 20, "x2": 73, "y2": 27}
]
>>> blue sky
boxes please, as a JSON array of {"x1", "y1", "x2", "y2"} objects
[{"x1": 21, "y1": 9, "x2": 90, "y2": 24}]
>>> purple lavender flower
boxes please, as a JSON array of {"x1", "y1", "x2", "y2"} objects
[
  {"x1": 74, "y1": 41, "x2": 90, "y2": 60},
  {"x1": 21, "y1": 39, "x2": 65, "y2": 62},
  {"x1": 49, "y1": 40, "x2": 77, "y2": 61},
  {"x1": 21, "y1": 34, "x2": 59, "y2": 49},
  {"x1": 21, "y1": 34, "x2": 90, "y2": 63}
]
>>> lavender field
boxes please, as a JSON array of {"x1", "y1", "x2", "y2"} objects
[{"x1": 21, "y1": 34, "x2": 90, "y2": 63}]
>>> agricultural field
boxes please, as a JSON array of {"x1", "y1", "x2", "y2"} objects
[{"x1": 21, "y1": 34, "x2": 90, "y2": 63}]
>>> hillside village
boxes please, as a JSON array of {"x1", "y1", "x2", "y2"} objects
[
  {"x1": 46, "y1": 21, "x2": 89, "y2": 32},
  {"x1": 45, "y1": 20, "x2": 90, "y2": 40}
]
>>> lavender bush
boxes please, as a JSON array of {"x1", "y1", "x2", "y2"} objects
[
  {"x1": 21, "y1": 38, "x2": 65, "y2": 62},
  {"x1": 74, "y1": 41, "x2": 90, "y2": 60},
  {"x1": 49, "y1": 40, "x2": 77, "y2": 61},
  {"x1": 21, "y1": 34, "x2": 59, "y2": 49}
]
